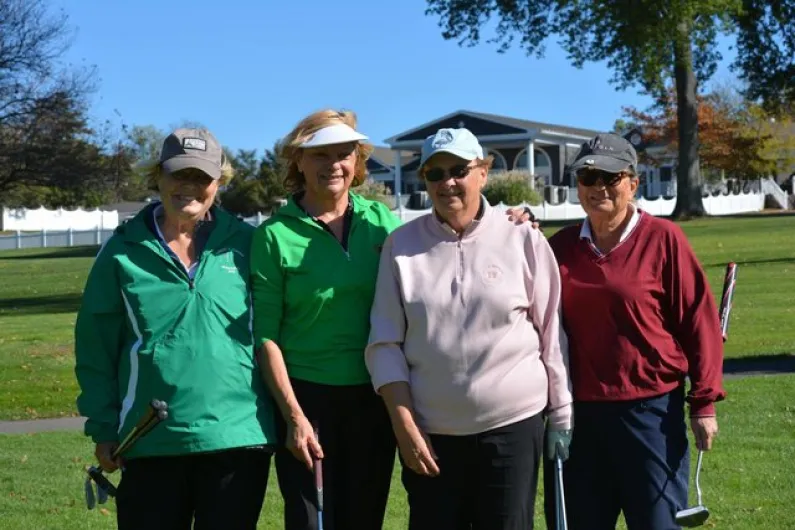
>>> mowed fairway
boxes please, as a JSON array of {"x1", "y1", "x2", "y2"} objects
[
  {"x1": 0, "y1": 214, "x2": 794, "y2": 529},
  {"x1": 1, "y1": 376, "x2": 793, "y2": 529}
]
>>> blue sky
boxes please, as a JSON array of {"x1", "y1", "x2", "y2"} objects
[{"x1": 55, "y1": 0, "x2": 739, "y2": 154}]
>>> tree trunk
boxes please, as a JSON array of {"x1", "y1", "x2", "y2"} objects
[{"x1": 671, "y1": 20, "x2": 706, "y2": 219}]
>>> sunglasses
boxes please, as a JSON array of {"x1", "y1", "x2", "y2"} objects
[
  {"x1": 576, "y1": 169, "x2": 626, "y2": 187},
  {"x1": 423, "y1": 164, "x2": 473, "y2": 183}
]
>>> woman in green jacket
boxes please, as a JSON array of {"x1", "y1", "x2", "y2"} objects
[{"x1": 75, "y1": 127, "x2": 278, "y2": 530}]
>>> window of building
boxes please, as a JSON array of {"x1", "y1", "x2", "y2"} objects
[{"x1": 514, "y1": 148, "x2": 553, "y2": 184}]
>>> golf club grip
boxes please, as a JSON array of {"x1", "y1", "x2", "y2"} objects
[
  {"x1": 718, "y1": 262, "x2": 738, "y2": 342},
  {"x1": 314, "y1": 458, "x2": 324, "y2": 511}
]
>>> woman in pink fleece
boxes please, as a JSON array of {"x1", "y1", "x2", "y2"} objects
[{"x1": 365, "y1": 127, "x2": 573, "y2": 530}]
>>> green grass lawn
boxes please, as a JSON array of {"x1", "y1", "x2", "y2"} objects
[
  {"x1": 0, "y1": 215, "x2": 794, "y2": 420},
  {"x1": 1, "y1": 375, "x2": 793, "y2": 529}
]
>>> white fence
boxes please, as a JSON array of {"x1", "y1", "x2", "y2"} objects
[
  {"x1": 0, "y1": 181, "x2": 773, "y2": 251},
  {"x1": 0, "y1": 206, "x2": 119, "y2": 231},
  {"x1": 0, "y1": 228, "x2": 115, "y2": 251},
  {"x1": 400, "y1": 182, "x2": 766, "y2": 222}
]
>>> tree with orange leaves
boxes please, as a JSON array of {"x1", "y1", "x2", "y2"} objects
[{"x1": 622, "y1": 89, "x2": 792, "y2": 181}]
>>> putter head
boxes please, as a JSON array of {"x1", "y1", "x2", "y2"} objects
[{"x1": 675, "y1": 505, "x2": 710, "y2": 527}]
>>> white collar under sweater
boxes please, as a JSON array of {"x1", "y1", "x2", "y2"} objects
[{"x1": 579, "y1": 203, "x2": 641, "y2": 246}]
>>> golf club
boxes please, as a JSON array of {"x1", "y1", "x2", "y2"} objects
[
  {"x1": 555, "y1": 441, "x2": 568, "y2": 530},
  {"x1": 675, "y1": 450, "x2": 709, "y2": 527},
  {"x1": 313, "y1": 427, "x2": 324, "y2": 530},
  {"x1": 85, "y1": 399, "x2": 168, "y2": 510},
  {"x1": 674, "y1": 262, "x2": 738, "y2": 525}
]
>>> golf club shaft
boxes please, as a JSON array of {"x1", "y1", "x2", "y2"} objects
[
  {"x1": 87, "y1": 466, "x2": 118, "y2": 497},
  {"x1": 694, "y1": 449, "x2": 704, "y2": 506},
  {"x1": 313, "y1": 427, "x2": 324, "y2": 530},
  {"x1": 113, "y1": 403, "x2": 168, "y2": 458},
  {"x1": 555, "y1": 452, "x2": 568, "y2": 530},
  {"x1": 112, "y1": 403, "x2": 157, "y2": 458}
]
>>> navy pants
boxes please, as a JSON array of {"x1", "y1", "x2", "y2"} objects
[
  {"x1": 544, "y1": 388, "x2": 690, "y2": 530},
  {"x1": 274, "y1": 378, "x2": 396, "y2": 530},
  {"x1": 403, "y1": 413, "x2": 545, "y2": 530}
]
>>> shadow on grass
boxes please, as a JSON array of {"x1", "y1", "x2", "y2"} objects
[
  {"x1": 0, "y1": 246, "x2": 100, "y2": 260},
  {"x1": 706, "y1": 257, "x2": 795, "y2": 268},
  {"x1": 724, "y1": 353, "x2": 795, "y2": 376},
  {"x1": 0, "y1": 293, "x2": 83, "y2": 316}
]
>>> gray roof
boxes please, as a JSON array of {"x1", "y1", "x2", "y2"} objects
[
  {"x1": 463, "y1": 110, "x2": 603, "y2": 139},
  {"x1": 386, "y1": 109, "x2": 604, "y2": 144}
]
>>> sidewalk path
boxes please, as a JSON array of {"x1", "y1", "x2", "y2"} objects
[
  {"x1": 2, "y1": 355, "x2": 793, "y2": 435},
  {"x1": 0, "y1": 416, "x2": 85, "y2": 434}
]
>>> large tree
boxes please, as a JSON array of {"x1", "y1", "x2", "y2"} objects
[
  {"x1": 0, "y1": 0, "x2": 98, "y2": 198},
  {"x1": 425, "y1": 0, "x2": 795, "y2": 218}
]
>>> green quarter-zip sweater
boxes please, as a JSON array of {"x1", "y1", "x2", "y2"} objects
[
  {"x1": 75, "y1": 204, "x2": 277, "y2": 459},
  {"x1": 251, "y1": 192, "x2": 402, "y2": 386}
]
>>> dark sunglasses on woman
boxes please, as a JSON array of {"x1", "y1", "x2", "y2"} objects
[
  {"x1": 576, "y1": 169, "x2": 626, "y2": 187},
  {"x1": 423, "y1": 164, "x2": 472, "y2": 183}
]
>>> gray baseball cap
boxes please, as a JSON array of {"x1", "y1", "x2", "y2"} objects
[
  {"x1": 159, "y1": 128, "x2": 224, "y2": 180},
  {"x1": 569, "y1": 133, "x2": 638, "y2": 174}
]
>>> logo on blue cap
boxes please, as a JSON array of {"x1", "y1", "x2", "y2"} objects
[{"x1": 432, "y1": 130, "x2": 455, "y2": 149}]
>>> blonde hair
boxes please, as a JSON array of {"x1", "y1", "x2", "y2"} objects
[
  {"x1": 280, "y1": 109, "x2": 373, "y2": 192},
  {"x1": 141, "y1": 156, "x2": 235, "y2": 191}
]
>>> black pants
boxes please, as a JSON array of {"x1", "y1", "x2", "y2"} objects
[
  {"x1": 403, "y1": 413, "x2": 545, "y2": 530},
  {"x1": 543, "y1": 388, "x2": 690, "y2": 530},
  {"x1": 116, "y1": 447, "x2": 271, "y2": 530},
  {"x1": 275, "y1": 378, "x2": 396, "y2": 530}
]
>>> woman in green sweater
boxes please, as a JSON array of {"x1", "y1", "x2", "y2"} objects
[{"x1": 251, "y1": 110, "x2": 400, "y2": 530}]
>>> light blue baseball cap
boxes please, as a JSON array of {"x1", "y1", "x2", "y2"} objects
[{"x1": 419, "y1": 128, "x2": 484, "y2": 170}]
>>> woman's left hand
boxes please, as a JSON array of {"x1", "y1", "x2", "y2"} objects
[
  {"x1": 690, "y1": 416, "x2": 719, "y2": 451},
  {"x1": 505, "y1": 207, "x2": 541, "y2": 230}
]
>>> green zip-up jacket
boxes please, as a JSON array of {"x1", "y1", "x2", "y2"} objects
[
  {"x1": 251, "y1": 193, "x2": 402, "y2": 386},
  {"x1": 75, "y1": 204, "x2": 277, "y2": 459}
]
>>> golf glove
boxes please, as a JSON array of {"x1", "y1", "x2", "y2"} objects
[{"x1": 546, "y1": 429, "x2": 573, "y2": 461}]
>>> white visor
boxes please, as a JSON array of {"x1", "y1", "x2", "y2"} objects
[{"x1": 298, "y1": 123, "x2": 369, "y2": 148}]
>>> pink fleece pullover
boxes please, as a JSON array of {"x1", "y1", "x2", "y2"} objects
[{"x1": 365, "y1": 200, "x2": 573, "y2": 435}]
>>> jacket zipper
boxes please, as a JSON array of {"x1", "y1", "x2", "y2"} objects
[{"x1": 457, "y1": 239, "x2": 465, "y2": 306}]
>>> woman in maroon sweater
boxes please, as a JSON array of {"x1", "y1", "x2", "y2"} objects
[{"x1": 544, "y1": 133, "x2": 726, "y2": 530}]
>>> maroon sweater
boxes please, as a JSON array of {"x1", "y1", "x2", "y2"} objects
[{"x1": 548, "y1": 212, "x2": 726, "y2": 416}]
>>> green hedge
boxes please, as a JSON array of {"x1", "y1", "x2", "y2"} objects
[
  {"x1": 483, "y1": 171, "x2": 542, "y2": 206},
  {"x1": 355, "y1": 179, "x2": 393, "y2": 207}
]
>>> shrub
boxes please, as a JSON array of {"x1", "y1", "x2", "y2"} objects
[
  {"x1": 355, "y1": 179, "x2": 393, "y2": 207},
  {"x1": 483, "y1": 171, "x2": 543, "y2": 206}
]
